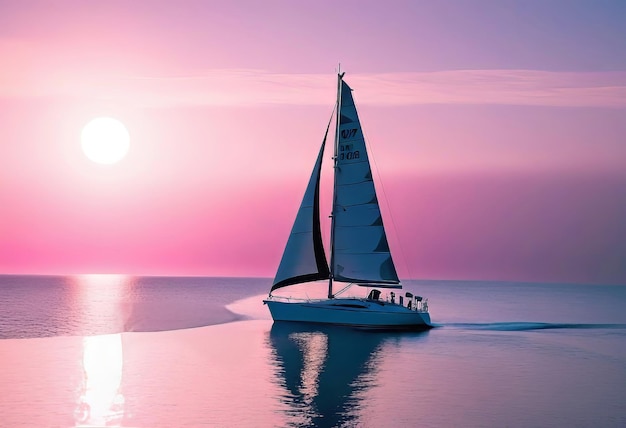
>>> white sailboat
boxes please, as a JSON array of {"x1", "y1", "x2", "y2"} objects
[{"x1": 264, "y1": 72, "x2": 431, "y2": 330}]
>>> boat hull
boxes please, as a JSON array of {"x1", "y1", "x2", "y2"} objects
[{"x1": 264, "y1": 298, "x2": 432, "y2": 330}]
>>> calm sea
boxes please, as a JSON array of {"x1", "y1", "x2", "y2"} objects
[{"x1": 1, "y1": 274, "x2": 625, "y2": 427}]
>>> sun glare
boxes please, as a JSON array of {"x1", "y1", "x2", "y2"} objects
[{"x1": 81, "y1": 117, "x2": 130, "y2": 164}]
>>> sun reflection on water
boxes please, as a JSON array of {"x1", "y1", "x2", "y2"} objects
[
  {"x1": 73, "y1": 274, "x2": 128, "y2": 427},
  {"x1": 75, "y1": 334, "x2": 124, "y2": 426}
]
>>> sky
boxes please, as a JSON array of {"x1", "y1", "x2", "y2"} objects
[{"x1": 1, "y1": 0, "x2": 625, "y2": 284}]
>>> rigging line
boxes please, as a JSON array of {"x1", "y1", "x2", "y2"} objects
[{"x1": 359, "y1": 112, "x2": 415, "y2": 283}]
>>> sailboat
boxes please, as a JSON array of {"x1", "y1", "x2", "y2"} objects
[{"x1": 264, "y1": 72, "x2": 431, "y2": 330}]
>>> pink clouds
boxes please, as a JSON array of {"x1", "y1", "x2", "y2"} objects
[
  {"x1": 3, "y1": 44, "x2": 626, "y2": 108},
  {"x1": 2, "y1": 35, "x2": 626, "y2": 109},
  {"x1": 350, "y1": 70, "x2": 626, "y2": 107}
]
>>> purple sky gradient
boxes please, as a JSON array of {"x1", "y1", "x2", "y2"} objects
[{"x1": 1, "y1": 0, "x2": 625, "y2": 284}]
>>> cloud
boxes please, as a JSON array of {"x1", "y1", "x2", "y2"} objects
[
  {"x1": 1, "y1": 40, "x2": 625, "y2": 108},
  {"x1": 351, "y1": 70, "x2": 626, "y2": 108}
]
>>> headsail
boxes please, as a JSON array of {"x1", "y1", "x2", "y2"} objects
[
  {"x1": 271, "y1": 127, "x2": 331, "y2": 292},
  {"x1": 331, "y1": 81, "x2": 401, "y2": 286}
]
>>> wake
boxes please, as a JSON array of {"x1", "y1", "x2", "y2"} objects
[{"x1": 438, "y1": 322, "x2": 626, "y2": 331}]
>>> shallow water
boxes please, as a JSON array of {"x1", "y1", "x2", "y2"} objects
[
  {"x1": 0, "y1": 275, "x2": 269, "y2": 338},
  {"x1": 1, "y1": 275, "x2": 625, "y2": 427}
]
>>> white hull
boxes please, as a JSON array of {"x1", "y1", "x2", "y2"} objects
[{"x1": 264, "y1": 298, "x2": 432, "y2": 330}]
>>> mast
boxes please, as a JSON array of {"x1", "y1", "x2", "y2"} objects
[{"x1": 328, "y1": 69, "x2": 345, "y2": 299}]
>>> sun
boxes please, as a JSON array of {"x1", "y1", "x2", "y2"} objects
[{"x1": 81, "y1": 117, "x2": 130, "y2": 164}]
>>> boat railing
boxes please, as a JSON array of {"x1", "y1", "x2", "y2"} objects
[
  {"x1": 267, "y1": 295, "x2": 324, "y2": 303},
  {"x1": 268, "y1": 294, "x2": 429, "y2": 312},
  {"x1": 404, "y1": 298, "x2": 428, "y2": 313},
  {"x1": 385, "y1": 291, "x2": 429, "y2": 313}
]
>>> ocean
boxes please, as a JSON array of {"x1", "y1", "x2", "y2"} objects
[{"x1": 1, "y1": 274, "x2": 625, "y2": 427}]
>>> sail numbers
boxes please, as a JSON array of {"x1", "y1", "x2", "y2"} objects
[
  {"x1": 341, "y1": 128, "x2": 358, "y2": 139},
  {"x1": 339, "y1": 142, "x2": 360, "y2": 161},
  {"x1": 338, "y1": 128, "x2": 361, "y2": 161}
]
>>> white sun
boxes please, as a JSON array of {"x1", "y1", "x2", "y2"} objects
[{"x1": 81, "y1": 117, "x2": 130, "y2": 164}]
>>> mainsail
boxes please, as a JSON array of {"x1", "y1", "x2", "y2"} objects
[{"x1": 331, "y1": 81, "x2": 400, "y2": 286}]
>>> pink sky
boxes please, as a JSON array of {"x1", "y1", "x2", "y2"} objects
[{"x1": 1, "y1": 1, "x2": 625, "y2": 284}]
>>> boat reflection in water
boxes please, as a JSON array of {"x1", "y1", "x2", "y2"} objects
[{"x1": 268, "y1": 322, "x2": 429, "y2": 427}]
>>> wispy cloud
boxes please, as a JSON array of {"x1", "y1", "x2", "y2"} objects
[
  {"x1": 1, "y1": 38, "x2": 625, "y2": 108},
  {"x1": 351, "y1": 70, "x2": 626, "y2": 108},
  {"x1": 22, "y1": 69, "x2": 626, "y2": 108},
  {"x1": 104, "y1": 69, "x2": 626, "y2": 108}
]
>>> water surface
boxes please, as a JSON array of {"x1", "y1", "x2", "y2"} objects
[{"x1": 1, "y1": 275, "x2": 625, "y2": 427}]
